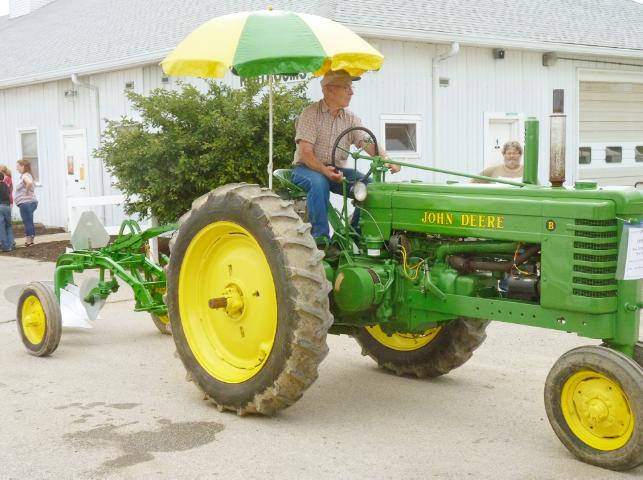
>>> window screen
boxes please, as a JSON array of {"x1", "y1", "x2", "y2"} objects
[
  {"x1": 385, "y1": 123, "x2": 417, "y2": 152},
  {"x1": 579, "y1": 147, "x2": 591, "y2": 165},
  {"x1": 636, "y1": 146, "x2": 643, "y2": 163},
  {"x1": 605, "y1": 146, "x2": 622, "y2": 164},
  {"x1": 20, "y1": 131, "x2": 40, "y2": 181}
]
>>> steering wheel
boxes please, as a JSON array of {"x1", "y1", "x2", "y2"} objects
[{"x1": 331, "y1": 126, "x2": 380, "y2": 170}]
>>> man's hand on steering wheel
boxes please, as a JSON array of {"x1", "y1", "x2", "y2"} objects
[
  {"x1": 331, "y1": 126, "x2": 402, "y2": 178},
  {"x1": 363, "y1": 140, "x2": 400, "y2": 174},
  {"x1": 385, "y1": 161, "x2": 401, "y2": 173}
]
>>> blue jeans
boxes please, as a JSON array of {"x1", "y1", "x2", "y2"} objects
[
  {"x1": 291, "y1": 165, "x2": 369, "y2": 239},
  {"x1": 18, "y1": 201, "x2": 38, "y2": 238},
  {"x1": 0, "y1": 204, "x2": 15, "y2": 251}
]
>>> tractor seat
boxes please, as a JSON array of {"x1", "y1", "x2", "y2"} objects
[{"x1": 273, "y1": 169, "x2": 306, "y2": 199}]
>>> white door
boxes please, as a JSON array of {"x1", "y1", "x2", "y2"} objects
[
  {"x1": 63, "y1": 130, "x2": 89, "y2": 198},
  {"x1": 483, "y1": 113, "x2": 524, "y2": 170}
]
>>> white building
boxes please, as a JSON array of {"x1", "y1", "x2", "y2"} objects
[{"x1": 1, "y1": 0, "x2": 642, "y2": 228}]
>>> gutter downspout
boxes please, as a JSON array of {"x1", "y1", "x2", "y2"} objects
[
  {"x1": 432, "y1": 42, "x2": 459, "y2": 170},
  {"x1": 71, "y1": 73, "x2": 104, "y2": 197}
]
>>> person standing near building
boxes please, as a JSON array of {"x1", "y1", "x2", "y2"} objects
[
  {"x1": 0, "y1": 171, "x2": 15, "y2": 252},
  {"x1": 474, "y1": 141, "x2": 523, "y2": 183},
  {"x1": 15, "y1": 159, "x2": 38, "y2": 246},
  {"x1": 0, "y1": 164, "x2": 14, "y2": 207}
]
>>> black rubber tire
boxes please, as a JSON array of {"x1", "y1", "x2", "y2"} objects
[
  {"x1": 634, "y1": 341, "x2": 642, "y2": 368},
  {"x1": 544, "y1": 345, "x2": 643, "y2": 471},
  {"x1": 167, "y1": 183, "x2": 332, "y2": 415},
  {"x1": 151, "y1": 313, "x2": 172, "y2": 335},
  {"x1": 600, "y1": 341, "x2": 642, "y2": 367},
  {"x1": 16, "y1": 281, "x2": 62, "y2": 357},
  {"x1": 354, "y1": 318, "x2": 489, "y2": 378}
]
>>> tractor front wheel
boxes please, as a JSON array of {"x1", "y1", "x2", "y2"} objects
[
  {"x1": 166, "y1": 184, "x2": 332, "y2": 415},
  {"x1": 354, "y1": 318, "x2": 489, "y2": 377},
  {"x1": 544, "y1": 345, "x2": 643, "y2": 471},
  {"x1": 17, "y1": 282, "x2": 62, "y2": 356}
]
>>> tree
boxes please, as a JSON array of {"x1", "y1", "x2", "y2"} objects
[{"x1": 95, "y1": 78, "x2": 311, "y2": 224}]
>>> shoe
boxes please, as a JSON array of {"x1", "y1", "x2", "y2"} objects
[
  {"x1": 314, "y1": 236, "x2": 331, "y2": 250},
  {"x1": 314, "y1": 236, "x2": 340, "y2": 259}
]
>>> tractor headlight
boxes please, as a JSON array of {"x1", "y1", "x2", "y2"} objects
[{"x1": 353, "y1": 181, "x2": 368, "y2": 202}]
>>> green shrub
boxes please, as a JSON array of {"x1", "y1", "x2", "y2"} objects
[{"x1": 95, "y1": 78, "x2": 311, "y2": 224}]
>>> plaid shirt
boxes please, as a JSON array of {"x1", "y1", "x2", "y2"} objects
[{"x1": 293, "y1": 100, "x2": 367, "y2": 168}]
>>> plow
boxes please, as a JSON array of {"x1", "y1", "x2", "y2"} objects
[{"x1": 17, "y1": 212, "x2": 176, "y2": 356}]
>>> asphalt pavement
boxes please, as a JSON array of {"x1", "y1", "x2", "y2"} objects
[{"x1": 0, "y1": 255, "x2": 641, "y2": 479}]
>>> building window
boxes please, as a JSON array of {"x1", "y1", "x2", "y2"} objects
[
  {"x1": 605, "y1": 146, "x2": 622, "y2": 164},
  {"x1": 579, "y1": 147, "x2": 591, "y2": 165},
  {"x1": 636, "y1": 146, "x2": 643, "y2": 163},
  {"x1": 19, "y1": 130, "x2": 40, "y2": 181},
  {"x1": 380, "y1": 114, "x2": 421, "y2": 158}
]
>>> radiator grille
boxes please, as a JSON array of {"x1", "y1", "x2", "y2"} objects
[
  {"x1": 572, "y1": 219, "x2": 618, "y2": 299},
  {"x1": 572, "y1": 277, "x2": 617, "y2": 286},
  {"x1": 573, "y1": 241, "x2": 618, "y2": 250},
  {"x1": 575, "y1": 219, "x2": 617, "y2": 227},
  {"x1": 572, "y1": 289, "x2": 617, "y2": 298},
  {"x1": 573, "y1": 265, "x2": 616, "y2": 274}
]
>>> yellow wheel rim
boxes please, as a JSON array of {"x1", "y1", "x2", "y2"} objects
[
  {"x1": 21, "y1": 294, "x2": 46, "y2": 345},
  {"x1": 178, "y1": 221, "x2": 278, "y2": 384},
  {"x1": 366, "y1": 324, "x2": 441, "y2": 351},
  {"x1": 561, "y1": 370, "x2": 635, "y2": 451}
]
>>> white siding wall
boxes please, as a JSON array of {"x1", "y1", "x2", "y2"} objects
[
  {"x1": 1, "y1": 40, "x2": 643, "y2": 227},
  {"x1": 9, "y1": 0, "x2": 56, "y2": 18}
]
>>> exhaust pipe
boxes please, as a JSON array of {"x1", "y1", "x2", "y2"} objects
[{"x1": 549, "y1": 89, "x2": 566, "y2": 187}]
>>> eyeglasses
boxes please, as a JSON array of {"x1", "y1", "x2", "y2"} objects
[{"x1": 330, "y1": 84, "x2": 354, "y2": 93}]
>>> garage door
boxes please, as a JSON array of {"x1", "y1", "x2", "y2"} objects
[{"x1": 577, "y1": 81, "x2": 643, "y2": 186}]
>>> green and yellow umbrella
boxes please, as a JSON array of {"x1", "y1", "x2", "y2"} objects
[{"x1": 161, "y1": 9, "x2": 384, "y2": 188}]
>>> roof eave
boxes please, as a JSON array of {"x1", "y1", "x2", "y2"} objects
[
  {"x1": 2, "y1": 25, "x2": 643, "y2": 90},
  {"x1": 348, "y1": 24, "x2": 643, "y2": 60},
  {"x1": 0, "y1": 50, "x2": 171, "y2": 90}
]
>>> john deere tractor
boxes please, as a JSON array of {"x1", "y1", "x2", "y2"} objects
[{"x1": 165, "y1": 115, "x2": 642, "y2": 471}]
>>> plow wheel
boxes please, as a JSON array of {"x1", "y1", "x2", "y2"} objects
[
  {"x1": 354, "y1": 318, "x2": 489, "y2": 377},
  {"x1": 17, "y1": 282, "x2": 62, "y2": 357},
  {"x1": 544, "y1": 346, "x2": 643, "y2": 471},
  {"x1": 166, "y1": 183, "x2": 332, "y2": 415},
  {"x1": 151, "y1": 313, "x2": 172, "y2": 335}
]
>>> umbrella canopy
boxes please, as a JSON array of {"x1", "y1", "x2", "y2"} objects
[
  {"x1": 161, "y1": 9, "x2": 384, "y2": 188},
  {"x1": 161, "y1": 10, "x2": 383, "y2": 79}
]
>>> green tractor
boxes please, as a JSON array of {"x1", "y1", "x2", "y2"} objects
[{"x1": 165, "y1": 117, "x2": 643, "y2": 471}]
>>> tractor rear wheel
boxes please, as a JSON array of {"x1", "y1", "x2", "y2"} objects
[
  {"x1": 544, "y1": 345, "x2": 643, "y2": 471},
  {"x1": 17, "y1": 281, "x2": 62, "y2": 357},
  {"x1": 166, "y1": 183, "x2": 332, "y2": 415},
  {"x1": 354, "y1": 318, "x2": 489, "y2": 377}
]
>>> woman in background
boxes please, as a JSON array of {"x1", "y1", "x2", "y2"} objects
[{"x1": 15, "y1": 159, "x2": 38, "y2": 246}]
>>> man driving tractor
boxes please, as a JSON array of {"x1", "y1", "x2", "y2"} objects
[{"x1": 291, "y1": 69, "x2": 400, "y2": 251}]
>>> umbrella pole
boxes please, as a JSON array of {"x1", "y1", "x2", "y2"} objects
[{"x1": 268, "y1": 74, "x2": 273, "y2": 190}]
